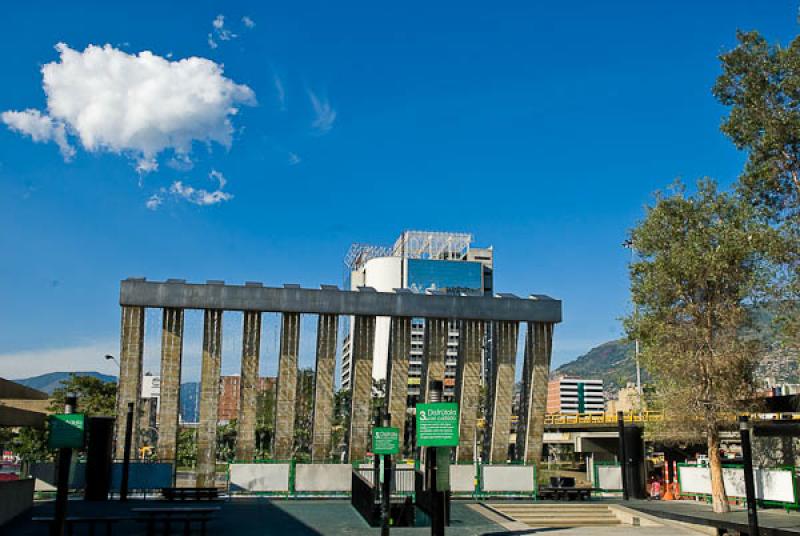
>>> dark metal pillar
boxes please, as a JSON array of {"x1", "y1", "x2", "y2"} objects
[
  {"x1": 120, "y1": 402, "x2": 134, "y2": 501},
  {"x1": 739, "y1": 416, "x2": 759, "y2": 536},
  {"x1": 53, "y1": 394, "x2": 77, "y2": 536},
  {"x1": 617, "y1": 411, "x2": 628, "y2": 501}
]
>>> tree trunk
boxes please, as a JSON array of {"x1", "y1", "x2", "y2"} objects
[{"x1": 708, "y1": 426, "x2": 730, "y2": 513}]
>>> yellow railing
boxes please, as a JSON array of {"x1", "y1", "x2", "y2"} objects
[{"x1": 544, "y1": 411, "x2": 664, "y2": 425}]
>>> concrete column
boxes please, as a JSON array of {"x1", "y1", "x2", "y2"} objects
[
  {"x1": 311, "y1": 314, "x2": 338, "y2": 462},
  {"x1": 196, "y1": 310, "x2": 223, "y2": 487},
  {"x1": 455, "y1": 320, "x2": 484, "y2": 463},
  {"x1": 488, "y1": 321, "x2": 519, "y2": 464},
  {"x1": 520, "y1": 322, "x2": 554, "y2": 465},
  {"x1": 114, "y1": 306, "x2": 145, "y2": 459},
  {"x1": 157, "y1": 308, "x2": 184, "y2": 464},
  {"x1": 348, "y1": 315, "x2": 376, "y2": 462},
  {"x1": 274, "y1": 313, "x2": 300, "y2": 460},
  {"x1": 422, "y1": 318, "x2": 448, "y2": 402},
  {"x1": 387, "y1": 317, "x2": 411, "y2": 451},
  {"x1": 236, "y1": 311, "x2": 261, "y2": 461}
]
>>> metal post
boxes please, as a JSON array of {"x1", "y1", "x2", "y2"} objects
[
  {"x1": 373, "y1": 411, "x2": 381, "y2": 512},
  {"x1": 120, "y1": 402, "x2": 134, "y2": 501},
  {"x1": 617, "y1": 411, "x2": 629, "y2": 501},
  {"x1": 52, "y1": 394, "x2": 77, "y2": 536},
  {"x1": 381, "y1": 411, "x2": 392, "y2": 536},
  {"x1": 429, "y1": 380, "x2": 445, "y2": 536},
  {"x1": 739, "y1": 416, "x2": 759, "y2": 536}
]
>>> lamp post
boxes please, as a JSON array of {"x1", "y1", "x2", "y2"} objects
[
  {"x1": 104, "y1": 354, "x2": 120, "y2": 367},
  {"x1": 622, "y1": 240, "x2": 643, "y2": 396}
]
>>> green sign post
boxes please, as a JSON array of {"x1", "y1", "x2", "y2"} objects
[
  {"x1": 372, "y1": 426, "x2": 400, "y2": 455},
  {"x1": 48, "y1": 413, "x2": 86, "y2": 449},
  {"x1": 416, "y1": 402, "x2": 459, "y2": 447}
]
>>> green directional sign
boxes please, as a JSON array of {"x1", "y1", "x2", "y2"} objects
[
  {"x1": 372, "y1": 426, "x2": 400, "y2": 455},
  {"x1": 416, "y1": 402, "x2": 459, "y2": 447},
  {"x1": 48, "y1": 413, "x2": 86, "y2": 449}
]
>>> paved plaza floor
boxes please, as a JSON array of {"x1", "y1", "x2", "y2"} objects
[{"x1": 4, "y1": 498, "x2": 714, "y2": 535}]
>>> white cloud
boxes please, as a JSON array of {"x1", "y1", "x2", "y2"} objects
[
  {"x1": 288, "y1": 152, "x2": 301, "y2": 165},
  {"x1": 169, "y1": 169, "x2": 232, "y2": 206},
  {"x1": 1, "y1": 108, "x2": 75, "y2": 159},
  {"x1": 145, "y1": 193, "x2": 163, "y2": 210},
  {"x1": 0, "y1": 341, "x2": 119, "y2": 379},
  {"x1": 207, "y1": 34, "x2": 218, "y2": 49},
  {"x1": 308, "y1": 90, "x2": 336, "y2": 133},
  {"x1": 211, "y1": 15, "x2": 236, "y2": 44},
  {"x1": 242, "y1": 16, "x2": 256, "y2": 29},
  {"x1": 274, "y1": 74, "x2": 286, "y2": 110},
  {"x1": 2, "y1": 43, "x2": 255, "y2": 171}
]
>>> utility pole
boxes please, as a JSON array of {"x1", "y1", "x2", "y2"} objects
[{"x1": 52, "y1": 394, "x2": 77, "y2": 536}]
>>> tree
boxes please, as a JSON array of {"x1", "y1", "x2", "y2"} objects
[
  {"x1": 713, "y1": 30, "x2": 800, "y2": 348},
  {"x1": 625, "y1": 179, "x2": 774, "y2": 513},
  {"x1": 293, "y1": 368, "x2": 315, "y2": 461},
  {"x1": 49, "y1": 374, "x2": 117, "y2": 416},
  {"x1": 255, "y1": 386, "x2": 276, "y2": 459},
  {"x1": 176, "y1": 428, "x2": 196, "y2": 469},
  {"x1": 11, "y1": 426, "x2": 51, "y2": 463}
]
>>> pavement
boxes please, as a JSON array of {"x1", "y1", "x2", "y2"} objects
[
  {"x1": 628, "y1": 499, "x2": 800, "y2": 535},
  {"x1": 11, "y1": 497, "x2": 798, "y2": 535}
]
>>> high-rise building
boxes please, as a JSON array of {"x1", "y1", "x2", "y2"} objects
[
  {"x1": 340, "y1": 230, "x2": 494, "y2": 400},
  {"x1": 546, "y1": 377, "x2": 605, "y2": 414}
]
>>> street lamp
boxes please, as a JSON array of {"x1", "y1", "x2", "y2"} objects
[
  {"x1": 622, "y1": 240, "x2": 643, "y2": 397},
  {"x1": 105, "y1": 354, "x2": 120, "y2": 367}
]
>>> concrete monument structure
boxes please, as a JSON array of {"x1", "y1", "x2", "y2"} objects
[{"x1": 114, "y1": 278, "x2": 560, "y2": 484}]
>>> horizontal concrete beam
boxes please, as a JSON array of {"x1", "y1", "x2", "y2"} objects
[{"x1": 120, "y1": 279, "x2": 562, "y2": 323}]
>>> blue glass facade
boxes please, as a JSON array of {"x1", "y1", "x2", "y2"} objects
[{"x1": 406, "y1": 259, "x2": 483, "y2": 295}]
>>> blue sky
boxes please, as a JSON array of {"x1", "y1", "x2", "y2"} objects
[{"x1": 1, "y1": 1, "x2": 797, "y2": 381}]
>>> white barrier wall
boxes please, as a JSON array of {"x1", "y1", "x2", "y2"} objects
[
  {"x1": 449, "y1": 465, "x2": 476, "y2": 493},
  {"x1": 678, "y1": 465, "x2": 796, "y2": 504},
  {"x1": 481, "y1": 465, "x2": 535, "y2": 493},
  {"x1": 295, "y1": 464, "x2": 352, "y2": 492},
  {"x1": 595, "y1": 465, "x2": 623, "y2": 491},
  {"x1": 229, "y1": 463, "x2": 291, "y2": 492}
]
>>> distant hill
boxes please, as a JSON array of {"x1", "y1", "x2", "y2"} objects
[
  {"x1": 14, "y1": 371, "x2": 117, "y2": 394},
  {"x1": 12, "y1": 371, "x2": 201, "y2": 420},
  {"x1": 553, "y1": 339, "x2": 641, "y2": 392}
]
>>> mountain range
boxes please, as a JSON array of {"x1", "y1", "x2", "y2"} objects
[{"x1": 13, "y1": 371, "x2": 200, "y2": 422}]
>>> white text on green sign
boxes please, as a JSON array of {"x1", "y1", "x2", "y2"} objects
[
  {"x1": 373, "y1": 427, "x2": 400, "y2": 455},
  {"x1": 416, "y1": 402, "x2": 459, "y2": 447}
]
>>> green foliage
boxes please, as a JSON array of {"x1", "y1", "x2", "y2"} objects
[
  {"x1": 11, "y1": 426, "x2": 52, "y2": 462},
  {"x1": 176, "y1": 428, "x2": 196, "y2": 468},
  {"x1": 216, "y1": 421, "x2": 237, "y2": 462},
  {"x1": 625, "y1": 178, "x2": 775, "y2": 512},
  {"x1": 255, "y1": 385, "x2": 275, "y2": 459},
  {"x1": 330, "y1": 388, "x2": 351, "y2": 461},
  {"x1": 714, "y1": 30, "x2": 800, "y2": 348},
  {"x1": 293, "y1": 368, "x2": 315, "y2": 461},
  {"x1": 49, "y1": 374, "x2": 117, "y2": 417}
]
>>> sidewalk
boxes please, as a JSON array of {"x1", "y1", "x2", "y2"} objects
[{"x1": 628, "y1": 499, "x2": 800, "y2": 536}]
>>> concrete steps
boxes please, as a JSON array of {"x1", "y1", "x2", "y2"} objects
[{"x1": 486, "y1": 503, "x2": 622, "y2": 528}]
